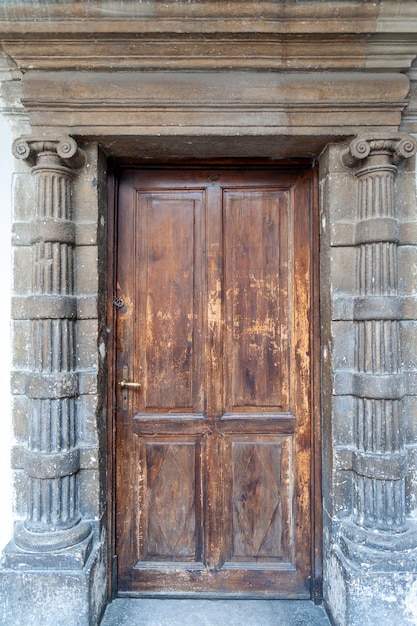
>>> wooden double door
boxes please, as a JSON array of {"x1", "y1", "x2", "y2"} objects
[{"x1": 114, "y1": 165, "x2": 317, "y2": 597}]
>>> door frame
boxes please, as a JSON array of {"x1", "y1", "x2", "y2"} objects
[{"x1": 106, "y1": 158, "x2": 322, "y2": 601}]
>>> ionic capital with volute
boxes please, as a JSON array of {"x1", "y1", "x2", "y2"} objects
[
  {"x1": 12, "y1": 135, "x2": 86, "y2": 170},
  {"x1": 341, "y1": 134, "x2": 416, "y2": 174}
]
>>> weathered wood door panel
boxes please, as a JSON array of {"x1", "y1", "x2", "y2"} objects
[{"x1": 114, "y1": 166, "x2": 315, "y2": 597}]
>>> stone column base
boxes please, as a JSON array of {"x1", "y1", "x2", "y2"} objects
[
  {"x1": 0, "y1": 533, "x2": 107, "y2": 626},
  {"x1": 326, "y1": 537, "x2": 417, "y2": 626}
]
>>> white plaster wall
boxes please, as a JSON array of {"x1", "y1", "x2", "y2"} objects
[{"x1": 0, "y1": 114, "x2": 13, "y2": 550}]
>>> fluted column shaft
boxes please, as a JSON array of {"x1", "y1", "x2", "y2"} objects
[
  {"x1": 12, "y1": 137, "x2": 91, "y2": 551},
  {"x1": 342, "y1": 136, "x2": 417, "y2": 534}
]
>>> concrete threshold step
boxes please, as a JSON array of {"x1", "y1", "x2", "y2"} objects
[{"x1": 101, "y1": 599, "x2": 331, "y2": 626}]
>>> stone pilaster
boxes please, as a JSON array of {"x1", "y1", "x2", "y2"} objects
[
  {"x1": 10, "y1": 137, "x2": 92, "y2": 554},
  {"x1": 325, "y1": 135, "x2": 417, "y2": 626},
  {"x1": 340, "y1": 136, "x2": 417, "y2": 554},
  {"x1": 344, "y1": 137, "x2": 412, "y2": 535}
]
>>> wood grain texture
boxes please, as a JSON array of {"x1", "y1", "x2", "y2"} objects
[
  {"x1": 225, "y1": 437, "x2": 292, "y2": 563},
  {"x1": 137, "y1": 191, "x2": 204, "y2": 413},
  {"x1": 223, "y1": 188, "x2": 289, "y2": 410},
  {"x1": 115, "y1": 165, "x2": 315, "y2": 597},
  {"x1": 142, "y1": 439, "x2": 202, "y2": 562}
]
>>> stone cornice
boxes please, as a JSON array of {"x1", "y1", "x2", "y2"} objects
[
  {"x1": 0, "y1": 1, "x2": 415, "y2": 31},
  {"x1": 0, "y1": 1, "x2": 383, "y2": 22},
  {"x1": 0, "y1": 1, "x2": 416, "y2": 72},
  {"x1": 3, "y1": 34, "x2": 417, "y2": 72}
]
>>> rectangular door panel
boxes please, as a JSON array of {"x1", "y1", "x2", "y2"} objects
[
  {"x1": 137, "y1": 437, "x2": 204, "y2": 565},
  {"x1": 135, "y1": 190, "x2": 205, "y2": 416},
  {"x1": 223, "y1": 188, "x2": 290, "y2": 414},
  {"x1": 223, "y1": 435, "x2": 294, "y2": 567}
]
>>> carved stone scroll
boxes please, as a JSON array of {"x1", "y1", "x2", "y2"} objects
[
  {"x1": 341, "y1": 135, "x2": 417, "y2": 541},
  {"x1": 11, "y1": 137, "x2": 91, "y2": 552}
]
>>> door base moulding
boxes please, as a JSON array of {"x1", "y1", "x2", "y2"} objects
[{"x1": 116, "y1": 592, "x2": 312, "y2": 600}]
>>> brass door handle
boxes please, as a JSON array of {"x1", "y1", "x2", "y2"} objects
[
  {"x1": 119, "y1": 366, "x2": 141, "y2": 410},
  {"x1": 119, "y1": 380, "x2": 141, "y2": 388}
]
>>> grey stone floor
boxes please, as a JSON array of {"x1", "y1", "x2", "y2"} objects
[{"x1": 101, "y1": 599, "x2": 331, "y2": 625}]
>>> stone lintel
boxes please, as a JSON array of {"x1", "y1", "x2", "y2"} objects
[
  {"x1": 353, "y1": 296, "x2": 403, "y2": 320},
  {"x1": 333, "y1": 370, "x2": 417, "y2": 396},
  {"x1": 19, "y1": 71, "x2": 410, "y2": 142},
  {"x1": 11, "y1": 445, "x2": 99, "y2": 471},
  {"x1": 10, "y1": 294, "x2": 97, "y2": 320}
]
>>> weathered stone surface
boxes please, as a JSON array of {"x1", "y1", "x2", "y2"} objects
[
  {"x1": 320, "y1": 136, "x2": 417, "y2": 624},
  {"x1": 78, "y1": 469, "x2": 102, "y2": 519},
  {"x1": 7, "y1": 138, "x2": 95, "y2": 561},
  {"x1": 101, "y1": 598, "x2": 331, "y2": 626},
  {"x1": 0, "y1": 537, "x2": 106, "y2": 626},
  {"x1": 332, "y1": 396, "x2": 355, "y2": 447},
  {"x1": 77, "y1": 319, "x2": 99, "y2": 370},
  {"x1": 329, "y1": 249, "x2": 356, "y2": 294},
  {"x1": 326, "y1": 548, "x2": 417, "y2": 626},
  {"x1": 11, "y1": 248, "x2": 31, "y2": 294},
  {"x1": 0, "y1": 1, "x2": 416, "y2": 73},
  {"x1": 75, "y1": 247, "x2": 99, "y2": 295},
  {"x1": 18, "y1": 70, "x2": 411, "y2": 143},
  {"x1": 11, "y1": 172, "x2": 35, "y2": 221},
  {"x1": 76, "y1": 223, "x2": 98, "y2": 246},
  {"x1": 77, "y1": 296, "x2": 98, "y2": 320},
  {"x1": 401, "y1": 321, "x2": 417, "y2": 369},
  {"x1": 11, "y1": 395, "x2": 28, "y2": 443},
  {"x1": 399, "y1": 246, "x2": 417, "y2": 293},
  {"x1": 76, "y1": 394, "x2": 100, "y2": 445}
]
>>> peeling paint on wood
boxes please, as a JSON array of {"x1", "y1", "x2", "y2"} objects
[{"x1": 114, "y1": 165, "x2": 314, "y2": 597}]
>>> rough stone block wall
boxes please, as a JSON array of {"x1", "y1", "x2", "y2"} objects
[
  {"x1": 320, "y1": 143, "x2": 356, "y2": 532},
  {"x1": 10, "y1": 164, "x2": 33, "y2": 521}
]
